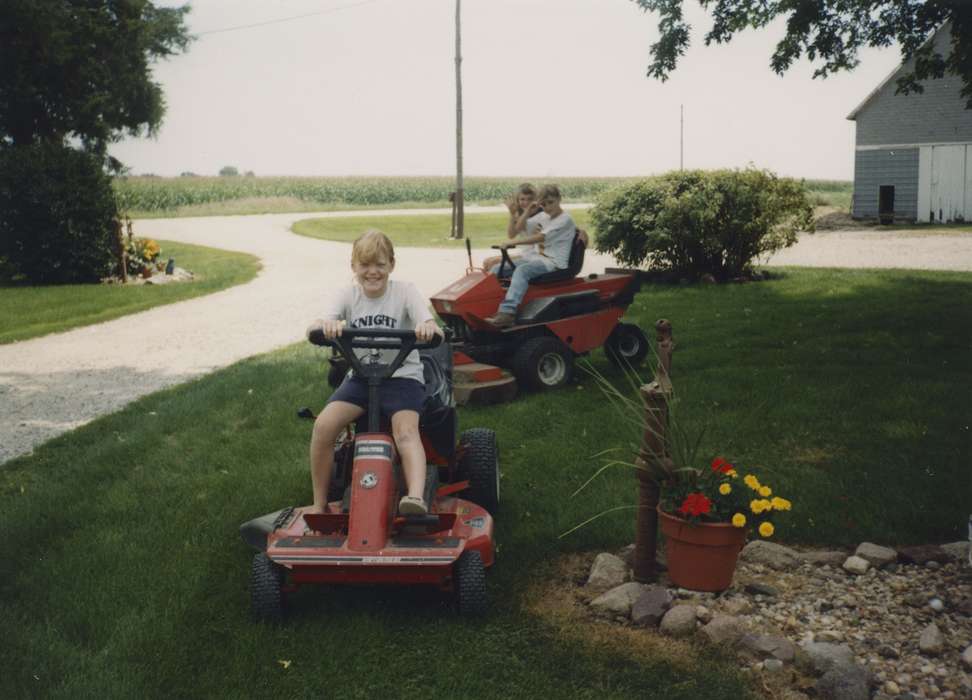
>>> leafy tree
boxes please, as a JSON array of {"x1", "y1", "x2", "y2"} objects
[
  {"x1": 0, "y1": 0, "x2": 192, "y2": 165},
  {"x1": 632, "y1": 1, "x2": 972, "y2": 107},
  {"x1": 219, "y1": 166, "x2": 239, "y2": 177}
]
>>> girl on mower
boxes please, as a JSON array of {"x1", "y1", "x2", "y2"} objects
[
  {"x1": 480, "y1": 182, "x2": 541, "y2": 274},
  {"x1": 305, "y1": 230, "x2": 441, "y2": 516}
]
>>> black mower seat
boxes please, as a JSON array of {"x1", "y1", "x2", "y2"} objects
[
  {"x1": 418, "y1": 342, "x2": 457, "y2": 460},
  {"x1": 529, "y1": 235, "x2": 586, "y2": 285}
]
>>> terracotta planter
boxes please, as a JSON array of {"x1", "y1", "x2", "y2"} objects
[{"x1": 658, "y1": 508, "x2": 746, "y2": 592}]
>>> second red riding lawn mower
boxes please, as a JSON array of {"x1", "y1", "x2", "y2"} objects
[{"x1": 429, "y1": 236, "x2": 649, "y2": 395}]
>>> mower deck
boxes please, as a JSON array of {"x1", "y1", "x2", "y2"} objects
[{"x1": 264, "y1": 497, "x2": 494, "y2": 588}]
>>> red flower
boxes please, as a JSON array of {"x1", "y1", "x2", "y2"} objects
[
  {"x1": 711, "y1": 456, "x2": 733, "y2": 474},
  {"x1": 677, "y1": 492, "x2": 712, "y2": 517}
]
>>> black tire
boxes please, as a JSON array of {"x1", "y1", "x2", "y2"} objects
[
  {"x1": 454, "y1": 550, "x2": 487, "y2": 617},
  {"x1": 605, "y1": 323, "x2": 650, "y2": 368},
  {"x1": 251, "y1": 552, "x2": 286, "y2": 623},
  {"x1": 458, "y1": 428, "x2": 499, "y2": 514},
  {"x1": 512, "y1": 336, "x2": 573, "y2": 391}
]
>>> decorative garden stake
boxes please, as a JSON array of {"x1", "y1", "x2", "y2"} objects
[{"x1": 632, "y1": 319, "x2": 674, "y2": 582}]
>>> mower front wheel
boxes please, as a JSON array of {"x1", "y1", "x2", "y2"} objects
[
  {"x1": 251, "y1": 552, "x2": 286, "y2": 623},
  {"x1": 454, "y1": 550, "x2": 487, "y2": 617},
  {"x1": 605, "y1": 323, "x2": 650, "y2": 368},
  {"x1": 458, "y1": 428, "x2": 499, "y2": 514},
  {"x1": 513, "y1": 336, "x2": 573, "y2": 391}
]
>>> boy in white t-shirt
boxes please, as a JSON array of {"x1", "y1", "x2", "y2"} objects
[
  {"x1": 305, "y1": 230, "x2": 441, "y2": 516},
  {"x1": 485, "y1": 184, "x2": 577, "y2": 328}
]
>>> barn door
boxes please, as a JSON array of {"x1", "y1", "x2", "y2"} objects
[{"x1": 929, "y1": 145, "x2": 967, "y2": 223}]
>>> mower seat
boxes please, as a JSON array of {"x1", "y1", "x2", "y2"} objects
[
  {"x1": 529, "y1": 235, "x2": 586, "y2": 285},
  {"x1": 418, "y1": 342, "x2": 457, "y2": 460}
]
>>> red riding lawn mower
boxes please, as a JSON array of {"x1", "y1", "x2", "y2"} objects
[
  {"x1": 429, "y1": 237, "x2": 649, "y2": 403},
  {"x1": 240, "y1": 328, "x2": 498, "y2": 621}
]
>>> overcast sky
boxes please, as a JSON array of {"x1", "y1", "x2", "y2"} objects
[{"x1": 109, "y1": 0, "x2": 904, "y2": 180}]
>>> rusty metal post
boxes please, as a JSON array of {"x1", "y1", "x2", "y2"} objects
[{"x1": 632, "y1": 319, "x2": 674, "y2": 582}]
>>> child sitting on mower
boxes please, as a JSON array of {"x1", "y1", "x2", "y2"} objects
[
  {"x1": 481, "y1": 182, "x2": 540, "y2": 273},
  {"x1": 305, "y1": 230, "x2": 442, "y2": 516},
  {"x1": 485, "y1": 184, "x2": 577, "y2": 328}
]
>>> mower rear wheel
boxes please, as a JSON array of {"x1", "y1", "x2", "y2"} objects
[
  {"x1": 454, "y1": 550, "x2": 487, "y2": 616},
  {"x1": 458, "y1": 428, "x2": 499, "y2": 514},
  {"x1": 512, "y1": 336, "x2": 573, "y2": 391},
  {"x1": 605, "y1": 323, "x2": 650, "y2": 368},
  {"x1": 251, "y1": 552, "x2": 286, "y2": 623}
]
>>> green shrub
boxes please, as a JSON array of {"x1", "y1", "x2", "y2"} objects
[
  {"x1": 0, "y1": 143, "x2": 118, "y2": 284},
  {"x1": 591, "y1": 169, "x2": 814, "y2": 281}
]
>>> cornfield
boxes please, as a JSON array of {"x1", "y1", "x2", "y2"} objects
[{"x1": 113, "y1": 176, "x2": 639, "y2": 213}]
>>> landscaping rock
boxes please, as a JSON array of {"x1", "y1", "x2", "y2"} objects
[
  {"x1": 797, "y1": 641, "x2": 856, "y2": 675},
  {"x1": 841, "y1": 556, "x2": 869, "y2": 575},
  {"x1": 896, "y1": 544, "x2": 950, "y2": 565},
  {"x1": 587, "y1": 553, "x2": 627, "y2": 591},
  {"x1": 918, "y1": 622, "x2": 944, "y2": 656},
  {"x1": 701, "y1": 614, "x2": 747, "y2": 646},
  {"x1": 854, "y1": 542, "x2": 896, "y2": 568},
  {"x1": 722, "y1": 596, "x2": 754, "y2": 616},
  {"x1": 942, "y1": 541, "x2": 970, "y2": 562},
  {"x1": 590, "y1": 582, "x2": 646, "y2": 616},
  {"x1": 814, "y1": 663, "x2": 870, "y2": 700},
  {"x1": 659, "y1": 605, "x2": 697, "y2": 637},
  {"x1": 800, "y1": 550, "x2": 848, "y2": 567},
  {"x1": 741, "y1": 633, "x2": 796, "y2": 662},
  {"x1": 962, "y1": 644, "x2": 972, "y2": 670},
  {"x1": 630, "y1": 585, "x2": 672, "y2": 627},
  {"x1": 695, "y1": 605, "x2": 712, "y2": 624},
  {"x1": 740, "y1": 540, "x2": 801, "y2": 570},
  {"x1": 763, "y1": 658, "x2": 784, "y2": 673},
  {"x1": 745, "y1": 581, "x2": 780, "y2": 597}
]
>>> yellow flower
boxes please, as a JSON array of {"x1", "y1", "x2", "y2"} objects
[
  {"x1": 743, "y1": 474, "x2": 760, "y2": 491},
  {"x1": 731, "y1": 513, "x2": 746, "y2": 528},
  {"x1": 759, "y1": 522, "x2": 775, "y2": 537},
  {"x1": 719, "y1": 483, "x2": 732, "y2": 496},
  {"x1": 727, "y1": 469, "x2": 738, "y2": 478},
  {"x1": 750, "y1": 499, "x2": 773, "y2": 514},
  {"x1": 771, "y1": 497, "x2": 792, "y2": 511},
  {"x1": 759, "y1": 485, "x2": 772, "y2": 498}
]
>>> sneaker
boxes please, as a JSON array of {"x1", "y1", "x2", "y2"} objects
[
  {"x1": 398, "y1": 495, "x2": 428, "y2": 515},
  {"x1": 484, "y1": 311, "x2": 515, "y2": 328}
]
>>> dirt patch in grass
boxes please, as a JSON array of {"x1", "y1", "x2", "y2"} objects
[{"x1": 523, "y1": 554, "x2": 706, "y2": 671}]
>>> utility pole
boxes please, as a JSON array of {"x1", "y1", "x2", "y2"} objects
[
  {"x1": 680, "y1": 104, "x2": 684, "y2": 171},
  {"x1": 453, "y1": 0, "x2": 465, "y2": 239}
]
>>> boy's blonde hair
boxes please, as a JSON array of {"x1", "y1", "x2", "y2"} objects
[
  {"x1": 351, "y1": 229, "x2": 395, "y2": 266},
  {"x1": 538, "y1": 184, "x2": 562, "y2": 202}
]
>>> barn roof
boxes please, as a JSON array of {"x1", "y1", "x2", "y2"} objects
[{"x1": 847, "y1": 22, "x2": 950, "y2": 121}]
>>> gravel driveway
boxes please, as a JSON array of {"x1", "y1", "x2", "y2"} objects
[{"x1": 1, "y1": 208, "x2": 970, "y2": 464}]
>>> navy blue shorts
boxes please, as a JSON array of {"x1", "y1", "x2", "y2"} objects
[{"x1": 327, "y1": 376, "x2": 425, "y2": 417}]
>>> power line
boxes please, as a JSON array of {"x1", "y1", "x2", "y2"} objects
[{"x1": 196, "y1": 0, "x2": 380, "y2": 36}]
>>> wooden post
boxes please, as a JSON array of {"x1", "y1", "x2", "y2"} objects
[
  {"x1": 452, "y1": 0, "x2": 465, "y2": 239},
  {"x1": 113, "y1": 217, "x2": 128, "y2": 283},
  {"x1": 632, "y1": 319, "x2": 674, "y2": 582}
]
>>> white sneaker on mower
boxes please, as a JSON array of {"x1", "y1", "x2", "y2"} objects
[{"x1": 398, "y1": 495, "x2": 428, "y2": 515}]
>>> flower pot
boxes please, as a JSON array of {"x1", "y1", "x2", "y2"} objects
[{"x1": 658, "y1": 508, "x2": 746, "y2": 592}]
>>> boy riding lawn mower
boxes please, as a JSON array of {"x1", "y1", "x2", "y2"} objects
[
  {"x1": 326, "y1": 237, "x2": 650, "y2": 404},
  {"x1": 433, "y1": 237, "x2": 649, "y2": 402},
  {"x1": 240, "y1": 328, "x2": 499, "y2": 621}
]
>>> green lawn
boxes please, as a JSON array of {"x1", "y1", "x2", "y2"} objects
[
  {"x1": 0, "y1": 241, "x2": 261, "y2": 344},
  {"x1": 1, "y1": 266, "x2": 968, "y2": 697},
  {"x1": 292, "y1": 210, "x2": 593, "y2": 249}
]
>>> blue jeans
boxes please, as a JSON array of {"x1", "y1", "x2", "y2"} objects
[{"x1": 493, "y1": 257, "x2": 555, "y2": 314}]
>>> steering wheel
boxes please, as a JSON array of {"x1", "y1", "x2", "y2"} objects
[
  {"x1": 490, "y1": 245, "x2": 516, "y2": 278},
  {"x1": 307, "y1": 327, "x2": 441, "y2": 382}
]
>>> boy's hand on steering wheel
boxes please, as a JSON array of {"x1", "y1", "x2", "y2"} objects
[
  {"x1": 415, "y1": 320, "x2": 440, "y2": 342},
  {"x1": 322, "y1": 319, "x2": 346, "y2": 339}
]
